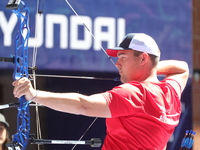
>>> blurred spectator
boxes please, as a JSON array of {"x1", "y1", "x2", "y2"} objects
[{"x1": 0, "y1": 113, "x2": 10, "y2": 150}]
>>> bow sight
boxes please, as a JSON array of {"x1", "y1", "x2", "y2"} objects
[{"x1": 6, "y1": 0, "x2": 21, "y2": 9}]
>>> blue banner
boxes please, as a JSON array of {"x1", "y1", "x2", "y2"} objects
[
  {"x1": 0, "y1": 0, "x2": 192, "y2": 72},
  {"x1": 0, "y1": 0, "x2": 192, "y2": 150}
]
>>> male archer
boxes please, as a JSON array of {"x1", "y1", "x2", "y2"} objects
[{"x1": 13, "y1": 33, "x2": 189, "y2": 150}]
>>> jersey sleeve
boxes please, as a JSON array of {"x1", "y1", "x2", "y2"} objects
[
  {"x1": 101, "y1": 82, "x2": 145, "y2": 118},
  {"x1": 164, "y1": 78, "x2": 182, "y2": 99}
]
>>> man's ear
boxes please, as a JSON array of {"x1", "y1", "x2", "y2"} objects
[{"x1": 140, "y1": 52, "x2": 149, "y2": 65}]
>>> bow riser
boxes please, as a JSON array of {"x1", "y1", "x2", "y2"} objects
[{"x1": 7, "y1": 1, "x2": 31, "y2": 150}]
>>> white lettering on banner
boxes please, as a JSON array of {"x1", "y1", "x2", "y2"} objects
[
  {"x1": 70, "y1": 15, "x2": 92, "y2": 50},
  {"x1": 28, "y1": 14, "x2": 44, "y2": 48},
  {"x1": 94, "y1": 17, "x2": 115, "y2": 51},
  {"x1": 0, "y1": 11, "x2": 126, "y2": 50},
  {"x1": 45, "y1": 14, "x2": 68, "y2": 49},
  {"x1": 0, "y1": 12, "x2": 17, "y2": 46},
  {"x1": 117, "y1": 18, "x2": 126, "y2": 45}
]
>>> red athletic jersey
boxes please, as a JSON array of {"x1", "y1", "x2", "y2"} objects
[{"x1": 101, "y1": 79, "x2": 182, "y2": 150}]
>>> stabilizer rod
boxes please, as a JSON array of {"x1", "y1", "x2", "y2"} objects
[{"x1": 30, "y1": 135, "x2": 101, "y2": 147}]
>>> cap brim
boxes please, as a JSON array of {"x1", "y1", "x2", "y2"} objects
[
  {"x1": 106, "y1": 47, "x2": 131, "y2": 57},
  {"x1": 0, "y1": 121, "x2": 9, "y2": 127}
]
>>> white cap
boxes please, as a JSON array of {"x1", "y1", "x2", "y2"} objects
[
  {"x1": 0, "y1": 113, "x2": 9, "y2": 127},
  {"x1": 106, "y1": 33, "x2": 160, "y2": 57}
]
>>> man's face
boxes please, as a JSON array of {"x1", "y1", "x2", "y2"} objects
[
  {"x1": 115, "y1": 50, "x2": 142, "y2": 83},
  {"x1": 0, "y1": 123, "x2": 6, "y2": 146}
]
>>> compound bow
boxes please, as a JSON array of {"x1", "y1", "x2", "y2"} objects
[{"x1": 5, "y1": 1, "x2": 30, "y2": 150}]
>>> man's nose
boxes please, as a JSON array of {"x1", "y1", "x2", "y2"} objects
[{"x1": 115, "y1": 60, "x2": 121, "y2": 69}]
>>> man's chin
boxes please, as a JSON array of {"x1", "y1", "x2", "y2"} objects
[{"x1": 120, "y1": 77, "x2": 126, "y2": 83}]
